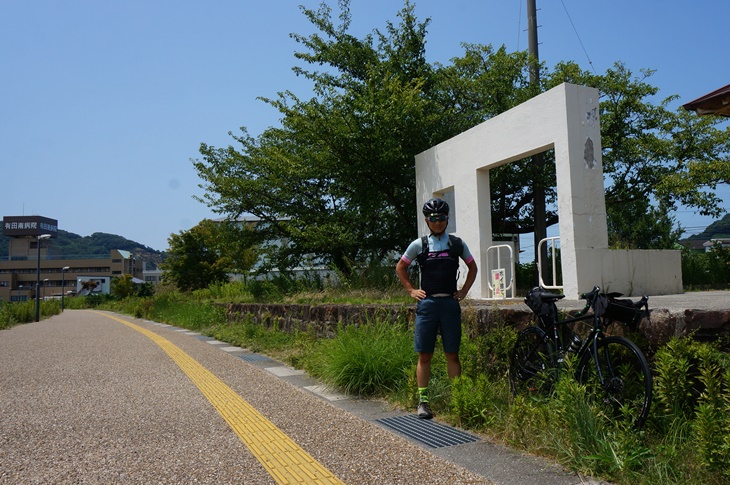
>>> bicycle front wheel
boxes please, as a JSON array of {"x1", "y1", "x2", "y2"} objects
[
  {"x1": 509, "y1": 326, "x2": 555, "y2": 396},
  {"x1": 577, "y1": 336, "x2": 652, "y2": 428}
]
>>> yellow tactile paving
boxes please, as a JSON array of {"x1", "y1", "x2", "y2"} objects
[{"x1": 97, "y1": 312, "x2": 344, "y2": 485}]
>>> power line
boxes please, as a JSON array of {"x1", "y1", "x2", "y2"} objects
[{"x1": 559, "y1": 0, "x2": 596, "y2": 74}]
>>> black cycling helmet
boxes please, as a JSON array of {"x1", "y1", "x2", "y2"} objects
[{"x1": 422, "y1": 198, "x2": 450, "y2": 216}]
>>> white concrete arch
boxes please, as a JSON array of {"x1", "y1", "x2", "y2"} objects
[{"x1": 415, "y1": 83, "x2": 682, "y2": 298}]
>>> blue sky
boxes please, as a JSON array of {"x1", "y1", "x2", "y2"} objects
[{"x1": 2, "y1": 0, "x2": 728, "y2": 253}]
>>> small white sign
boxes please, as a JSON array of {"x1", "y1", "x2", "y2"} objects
[{"x1": 492, "y1": 269, "x2": 505, "y2": 298}]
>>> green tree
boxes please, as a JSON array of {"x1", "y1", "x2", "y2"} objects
[
  {"x1": 111, "y1": 274, "x2": 136, "y2": 299},
  {"x1": 110, "y1": 274, "x2": 155, "y2": 298},
  {"x1": 161, "y1": 220, "x2": 230, "y2": 291}
]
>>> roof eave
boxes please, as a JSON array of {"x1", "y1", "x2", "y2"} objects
[{"x1": 683, "y1": 83, "x2": 730, "y2": 118}]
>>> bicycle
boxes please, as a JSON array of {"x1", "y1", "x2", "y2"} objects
[{"x1": 509, "y1": 285, "x2": 652, "y2": 428}]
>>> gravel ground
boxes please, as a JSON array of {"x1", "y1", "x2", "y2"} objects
[{"x1": 0, "y1": 310, "x2": 491, "y2": 484}]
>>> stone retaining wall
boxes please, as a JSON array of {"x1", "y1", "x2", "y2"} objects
[{"x1": 224, "y1": 302, "x2": 730, "y2": 351}]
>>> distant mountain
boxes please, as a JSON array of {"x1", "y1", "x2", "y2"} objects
[
  {"x1": 0, "y1": 230, "x2": 165, "y2": 266},
  {"x1": 686, "y1": 213, "x2": 730, "y2": 240}
]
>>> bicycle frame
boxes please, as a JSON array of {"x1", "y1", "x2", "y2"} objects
[{"x1": 539, "y1": 289, "x2": 608, "y2": 381}]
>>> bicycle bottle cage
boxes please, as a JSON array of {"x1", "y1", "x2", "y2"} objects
[{"x1": 525, "y1": 286, "x2": 565, "y2": 325}]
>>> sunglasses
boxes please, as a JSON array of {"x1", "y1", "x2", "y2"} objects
[{"x1": 427, "y1": 215, "x2": 448, "y2": 223}]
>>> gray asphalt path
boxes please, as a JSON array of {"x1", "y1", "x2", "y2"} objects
[{"x1": 0, "y1": 310, "x2": 491, "y2": 484}]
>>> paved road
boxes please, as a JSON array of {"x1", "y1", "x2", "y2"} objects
[{"x1": 0, "y1": 310, "x2": 596, "y2": 484}]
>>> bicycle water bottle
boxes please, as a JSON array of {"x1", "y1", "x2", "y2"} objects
[{"x1": 568, "y1": 334, "x2": 582, "y2": 353}]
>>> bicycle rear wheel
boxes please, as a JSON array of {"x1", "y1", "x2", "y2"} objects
[
  {"x1": 509, "y1": 326, "x2": 555, "y2": 396},
  {"x1": 577, "y1": 336, "x2": 652, "y2": 428}
]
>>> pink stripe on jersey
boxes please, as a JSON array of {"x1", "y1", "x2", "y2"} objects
[{"x1": 401, "y1": 254, "x2": 473, "y2": 265}]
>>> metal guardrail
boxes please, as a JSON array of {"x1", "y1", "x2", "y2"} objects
[
  {"x1": 485, "y1": 244, "x2": 515, "y2": 299},
  {"x1": 537, "y1": 236, "x2": 562, "y2": 290}
]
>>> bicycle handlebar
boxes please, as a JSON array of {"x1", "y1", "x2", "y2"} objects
[{"x1": 580, "y1": 286, "x2": 601, "y2": 303}]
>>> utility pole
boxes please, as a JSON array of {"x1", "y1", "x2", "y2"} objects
[{"x1": 527, "y1": 0, "x2": 548, "y2": 284}]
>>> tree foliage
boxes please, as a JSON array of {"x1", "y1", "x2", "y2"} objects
[
  {"x1": 161, "y1": 220, "x2": 230, "y2": 291},
  {"x1": 161, "y1": 219, "x2": 258, "y2": 291},
  {"x1": 193, "y1": 0, "x2": 730, "y2": 272},
  {"x1": 111, "y1": 273, "x2": 154, "y2": 299},
  {"x1": 111, "y1": 274, "x2": 136, "y2": 299}
]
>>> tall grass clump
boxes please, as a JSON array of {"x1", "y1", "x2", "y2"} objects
[
  {"x1": 0, "y1": 301, "x2": 33, "y2": 329},
  {"x1": 0, "y1": 300, "x2": 62, "y2": 329},
  {"x1": 62, "y1": 295, "x2": 92, "y2": 310},
  {"x1": 12, "y1": 300, "x2": 35, "y2": 323},
  {"x1": 193, "y1": 280, "x2": 252, "y2": 302},
  {"x1": 0, "y1": 302, "x2": 10, "y2": 330},
  {"x1": 150, "y1": 296, "x2": 226, "y2": 330},
  {"x1": 650, "y1": 337, "x2": 730, "y2": 482},
  {"x1": 309, "y1": 319, "x2": 415, "y2": 397},
  {"x1": 450, "y1": 373, "x2": 510, "y2": 429}
]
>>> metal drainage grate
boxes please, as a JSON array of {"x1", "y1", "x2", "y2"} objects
[
  {"x1": 375, "y1": 414, "x2": 479, "y2": 449},
  {"x1": 237, "y1": 353, "x2": 274, "y2": 363}
]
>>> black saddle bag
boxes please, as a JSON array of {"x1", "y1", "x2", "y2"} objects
[{"x1": 601, "y1": 292, "x2": 649, "y2": 327}]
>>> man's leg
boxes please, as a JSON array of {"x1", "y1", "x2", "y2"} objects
[
  {"x1": 445, "y1": 352, "x2": 461, "y2": 379},
  {"x1": 417, "y1": 352, "x2": 433, "y2": 389},
  {"x1": 440, "y1": 298, "x2": 462, "y2": 380},
  {"x1": 414, "y1": 298, "x2": 437, "y2": 419},
  {"x1": 416, "y1": 352, "x2": 434, "y2": 419}
]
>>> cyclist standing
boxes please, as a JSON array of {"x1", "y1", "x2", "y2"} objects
[{"x1": 395, "y1": 198, "x2": 478, "y2": 419}]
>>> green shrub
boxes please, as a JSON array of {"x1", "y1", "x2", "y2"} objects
[
  {"x1": 450, "y1": 374, "x2": 506, "y2": 428},
  {"x1": 62, "y1": 296, "x2": 90, "y2": 309},
  {"x1": 84, "y1": 294, "x2": 113, "y2": 307},
  {"x1": 681, "y1": 245, "x2": 730, "y2": 289},
  {"x1": 248, "y1": 280, "x2": 285, "y2": 302},
  {"x1": 653, "y1": 338, "x2": 699, "y2": 420},
  {"x1": 151, "y1": 300, "x2": 226, "y2": 330},
  {"x1": 193, "y1": 280, "x2": 251, "y2": 302},
  {"x1": 0, "y1": 300, "x2": 63, "y2": 329},
  {"x1": 312, "y1": 320, "x2": 415, "y2": 397},
  {"x1": 0, "y1": 301, "x2": 16, "y2": 329}
]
